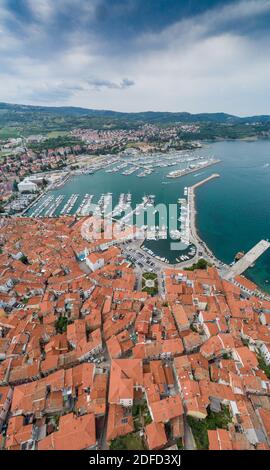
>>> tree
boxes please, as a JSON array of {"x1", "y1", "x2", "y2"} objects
[
  {"x1": 185, "y1": 258, "x2": 209, "y2": 271},
  {"x1": 13, "y1": 180, "x2": 18, "y2": 192},
  {"x1": 55, "y1": 316, "x2": 68, "y2": 334},
  {"x1": 197, "y1": 258, "x2": 208, "y2": 270},
  {"x1": 20, "y1": 255, "x2": 29, "y2": 265}
]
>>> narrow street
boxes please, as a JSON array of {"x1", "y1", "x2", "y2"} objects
[{"x1": 183, "y1": 416, "x2": 197, "y2": 451}]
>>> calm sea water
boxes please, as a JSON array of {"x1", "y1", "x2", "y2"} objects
[
  {"x1": 196, "y1": 140, "x2": 270, "y2": 293},
  {"x1": 29, "y1": 139, "x2": 270, "y2": 292}
]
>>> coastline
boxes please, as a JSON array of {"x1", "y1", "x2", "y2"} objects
[
  {"x1": 189, "y1": 175, "x2": 270, "y2": 299},
  {"x1": 14, "y1": 142, "x2": 270, "y2": 298},
  {"x1": 187, "y1": 174, "x2": 227, "y2": 270},
  {"x1": 135, "y1": 174, "x2": 225, "y2": 272}
]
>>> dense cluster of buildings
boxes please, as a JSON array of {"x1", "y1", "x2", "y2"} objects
[
  {"x1": 70, "y1": 124, "x2": 200, "y2": 154},
  {"x1": 70, "y1": 124, "x2": 176, "y2": 144},
  {"x1": 0, "y1": 125, "x2": 200, "y2": 210},
  {"x1": 0, "y1": 146, "x2": 74, "y2": 205},
  {"x1": 0, "y1": 216, "x2": 270, "y2": 451}
]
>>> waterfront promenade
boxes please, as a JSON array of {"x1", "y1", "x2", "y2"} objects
[{"x1": 187, "y1": 173, "x2": 226, "y2": 269}]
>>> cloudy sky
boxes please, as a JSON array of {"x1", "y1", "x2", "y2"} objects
[{"x1": 0, "y1": 0, "x2": 270, "y2": 114}]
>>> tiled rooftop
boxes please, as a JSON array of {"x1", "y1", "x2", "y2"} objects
[{"x1": 0, "y1": 217, "x2": 270, "y2": 450}]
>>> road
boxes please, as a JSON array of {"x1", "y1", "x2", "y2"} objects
[{"x1": 183, "y1": 416, "x2": 197, "y2": 450}]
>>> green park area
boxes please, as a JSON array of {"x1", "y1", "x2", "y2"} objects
[
  {"x1": 185, "y1": 258, "x2": 210, "y2": 271},
  {"x1": 110, "y1": 433, "x2": 145, "y2": 450},
  {"x1": 257, "y1": 353, "x2": 270, "y2": 379},
  {"x1": 0, "y1": 127, "x2": 21, "y2": 139},
  {"x1": 187, "y1": 406, "x2": 232, "y2": 450},
  {"x1": 46, "y1": 131, "x2": 69, "y2": 138},
  {"x1": 109, "y1": 402, "x2": 152, "y2": 450},
  {"x1": 132, "y1": 402, "x2": 152, "y2": 431},
  {"x1": 142, "y1": 272, "x2": 158, "y2": 296}
]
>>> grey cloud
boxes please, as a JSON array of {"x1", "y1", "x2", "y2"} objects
[
  {"x1": 18, "y1": 80, "x2": 85, "y2": 103},
  {"x1": 17, "y1": 77, "x2": 135, "y2": 104},
  {"x1": 1, "y1": 1, "x2": 270, "y2": 114},
  {"x1": 85, "y1": 78, "x2": 135, "y2": 91},
  {"x1": 121, "y1": 78, "x2": 135, "y2": 88}
]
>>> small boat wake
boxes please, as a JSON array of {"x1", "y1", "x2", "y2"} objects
[{"x1": 193, "y1": 172, "x2": 205, "y2": 177}]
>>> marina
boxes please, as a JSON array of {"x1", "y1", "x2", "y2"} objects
[
  {"x1": 24, "y1": 140, "x2": 270, "y2": 293},
  {"x1": 104, "y1": 149, "x2": 208, "y2": 179},
  {"x1": 76, "y1": 194, "x2": 94, "y2": 216},
  {"x1": 110, "y1": 193, "x2": 132, "y2": 217},
  {"x1": 30, "y1": 195, "x2": 55, "y2": 217},
  {"x1": 60, "y1": 194, "x2": 79, "y2": 215},
  {"x1": 44, "y1": 195, "x2": 65, "y2": 217},
  {"x1": 167, "y1": 158, "x2": 221, "y2": 178}
]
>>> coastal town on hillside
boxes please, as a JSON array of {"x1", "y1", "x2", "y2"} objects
[
  {"x1": 0, "y1": 214, "x2": 270, "y2": 451},
  {"x1": 0, "y1": 124, "x2": 203, "y2": 213},
  {"x1": 2, "y1": 0, "x2": 270, "y2": 461},
  {"x1": 1, "y1": 113, "x2": 270, "y2": 454}
]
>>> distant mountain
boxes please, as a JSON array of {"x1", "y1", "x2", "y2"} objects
[
  {"x1": 1, "y1": 102, "x2": 270, "y2": 124},
  {"x1": 1, "y1": 101, "x2": 270, "y2": 141}
]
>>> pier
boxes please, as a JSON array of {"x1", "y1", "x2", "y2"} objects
[
  {"x1": 191, "y1": 173, "x2": 220, "y2": 189},
  {"x1": 187, "y1": 173, "x2": 224, "y2": 268},
  {"x1": 121, "y1": 174, "x2": 223, "y2": 272},
  {"x1": 167, "y1": 159, "x2": 221, "y2": 179},
  {"x1": 224, "y1": 240, "x2": 270, "y2": 280}
]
